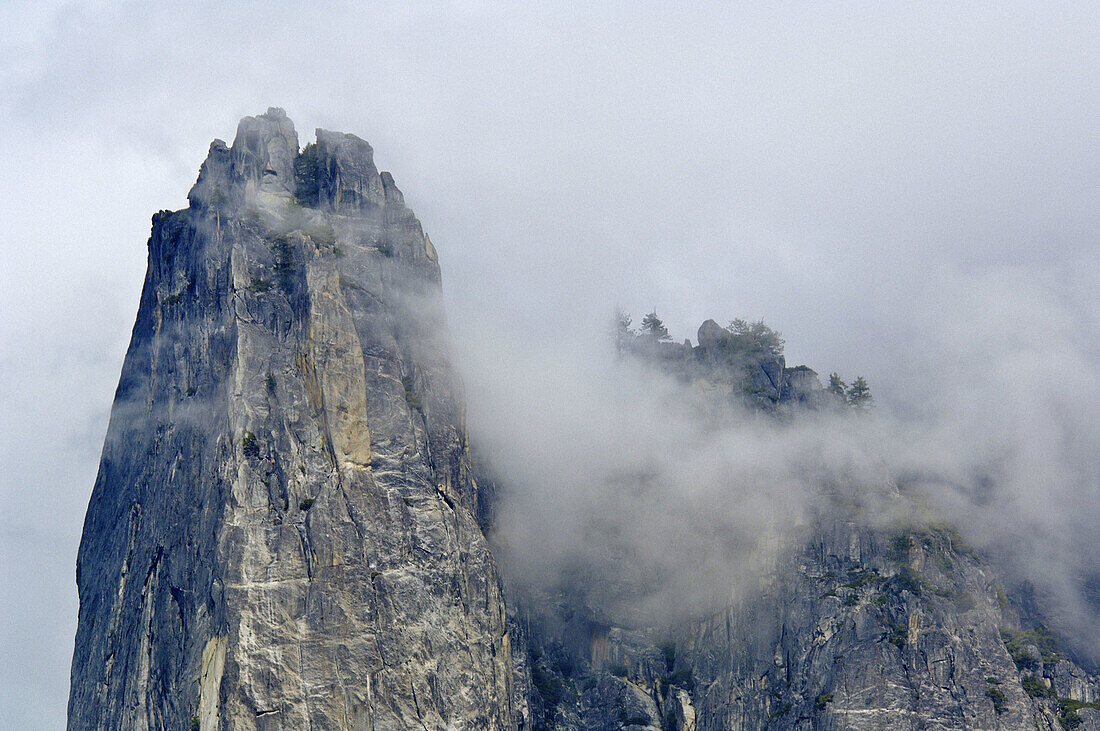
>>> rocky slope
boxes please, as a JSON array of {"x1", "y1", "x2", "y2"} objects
[{"x1": 69, "y1": 109, "x2": 516, "y2": 730}]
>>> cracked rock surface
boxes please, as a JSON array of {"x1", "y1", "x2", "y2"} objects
[
  {"x1": 512, "y1": 516, "x2": 1100, "y2": 730},
  {"x1": 68, "y1": 109, "x2": 516, "y2": 730}
]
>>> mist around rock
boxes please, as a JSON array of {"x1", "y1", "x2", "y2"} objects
[
  {"x1": 457, "y1": 280, "x2": 1100, "y2": 665},
  {"x1": 55, "y1": 101, "x2": 1100, "y2": 729}
]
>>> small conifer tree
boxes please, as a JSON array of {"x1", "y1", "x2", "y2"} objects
[
  {"x1": 611, "y1": 308, "x2": 635, "y2": 355},
  {"x1": 294, "y1": 143, "x2": 323, "y2": 207},
  {"x1": 640, "y1": 311, "x2": 671, "y2": 341},
  {"x1": 846, "y1": 376, "x2": 873, "y2": 409},
  {"x1": 727, "y1": 319, "x2": 785, "y2": 358}
]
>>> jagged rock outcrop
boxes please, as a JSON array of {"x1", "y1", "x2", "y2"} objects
[
  {"x1": 622, "y1": 319, "x2": 829, "y2": 412},
  {"x1": 69, "y1": 109, "x2": 516, "y2": 730},
  {"x1": 678, "y1": 521, "x2": 1100, "y2": 730},
  {"x1": 513, "y1": 518, "x2": 1100, "y2": 730}
]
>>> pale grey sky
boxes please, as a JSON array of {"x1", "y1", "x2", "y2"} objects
[{"x1": 1, "y1": 2, "x2": 1098, "y2": 727}]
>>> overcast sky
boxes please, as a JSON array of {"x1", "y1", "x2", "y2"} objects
[{"x1": 1, "y1": 2, "x2": 1097, "y2": 727}]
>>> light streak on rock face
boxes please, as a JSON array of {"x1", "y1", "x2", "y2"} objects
[{"x1": 68, "y1": 110, "x2": 517, "y2": 730}]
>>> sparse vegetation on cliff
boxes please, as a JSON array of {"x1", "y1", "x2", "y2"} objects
[
  {"x1": 613, "y1": 309, "x2": 873, "y2": 410},
  {"x1": 293, "y1": 143, "x2": 323, "y2": 207},
  {"x1": 640, "y1": 311, "x2": 670, "y2": 341},
  {"x1": 726, "y1": 318, "x2": 785, "y2": 359}
]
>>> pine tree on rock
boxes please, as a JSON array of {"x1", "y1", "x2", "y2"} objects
[
  {"x1": 612, "y1": 308, "x2": 636, "y2": 355},
  {"x1": 641, "y1": 311, "x2": 671, "y2": 341},
  {"x1": 828, "y1": 372, "x2": 847, "y2": 399},
  {"x1": 847, "y1": 376, "x2": 873, "y2": 409},
  {"x1": 727, "y1": 319, "x2": 785, "y2": 359}
]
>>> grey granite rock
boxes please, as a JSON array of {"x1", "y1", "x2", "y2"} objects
[
  {"x1": 69, "y1": 111, "x2": 516, "y2": 730},
  {"x1": 513, "y1": 518, "x2": 1100, "y2": 730},
  {"x1": 696, "y1": 320, "x2": 730, "y2": 351},
  {"x1": 625, "y1": 318, "x2": 821, "y2": 412}
]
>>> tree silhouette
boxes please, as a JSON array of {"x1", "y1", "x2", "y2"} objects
[
  {"x1": 611, "y1": 308, "x2": 635, "y2": 355},
  {"x1": 640, "y1": 311, "x2": 670, "y2": 341},
  {"x1": 294, "y1": 143, "x2": 323, "y2": 207},
  {"x1": 846, "y1": 376, "x2": 873, "y2": 409},
  {"x1": 727, "y1": 319, "x2": 784, "y2": 358}
]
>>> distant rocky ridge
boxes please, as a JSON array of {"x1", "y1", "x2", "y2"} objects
[
  {"x1": 616, "y1": 314, "x2": 849, "y2": 412},
  {"x1": 70, "y1": 110, "x2": 1100, "y2": 731}
]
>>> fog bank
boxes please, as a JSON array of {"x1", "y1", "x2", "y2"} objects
[{"x1": 457, "y1": 265, "x2": 1100, "y2": 658}]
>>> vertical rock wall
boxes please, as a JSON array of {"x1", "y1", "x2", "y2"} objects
[{"x1": 69, "y1": 109, "x2": 516, "y2": 730}]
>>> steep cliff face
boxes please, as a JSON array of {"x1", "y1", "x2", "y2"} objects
[
  {"x1": 680, "y1": 522, "x2": 1100, "y2": 730},
  {"x1": 512, "y1": 510, "x2": 1100, "y2": 731},
  {"x1": 69, "y1": 109, "x2": 515, "y2": 730}
]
